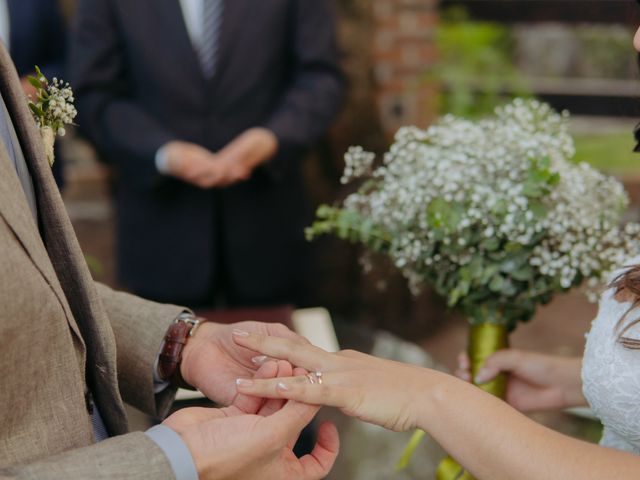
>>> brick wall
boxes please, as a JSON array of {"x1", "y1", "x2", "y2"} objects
[
  {"x1": 311, "y1": 0, "x2": 445, "y2": 338},
  {"x1": 371, "y1": 0, "x2": 439, "y2": 135}
]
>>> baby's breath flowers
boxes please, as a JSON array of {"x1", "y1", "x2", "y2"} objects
[
  {"x1": 308, "y1": 99, "x2": 640, "y2": 330},
  {"x1": 27, "y1": 66, "x2": 77, "y2": 166}
]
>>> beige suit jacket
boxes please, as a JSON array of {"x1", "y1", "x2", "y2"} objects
[{"x1": 0, "y1": 44, "x2": 183, "y2": 478}]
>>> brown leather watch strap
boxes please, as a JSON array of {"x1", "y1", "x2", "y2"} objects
[{"x1": 158, "y1": 314, "x2": 205, "y2": 389}]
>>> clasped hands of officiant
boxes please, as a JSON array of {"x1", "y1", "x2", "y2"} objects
[{"x1": 160, "y1": 127, "x2": 278, "y2": 188}]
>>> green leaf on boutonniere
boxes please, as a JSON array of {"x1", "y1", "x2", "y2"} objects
[
  {"x1": 28, "y1": 103, "x2": 44, "y2": 118},
  {"x1": 27, "y1": 76, "x2": 44, "y2": 90}
]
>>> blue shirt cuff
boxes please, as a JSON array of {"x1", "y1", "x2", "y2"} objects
[
  {"x1": 145, "y1": 424, "x2": 198, "y2": 480},
  {"x1": 155, "y1": 144, "x2": 171, "y2": 174}
]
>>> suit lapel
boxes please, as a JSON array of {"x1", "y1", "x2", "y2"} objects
[
  {"x1": 0, "y1": 94, "x2": 83, "y2": 342},
  {"x1": 155, "y1": 0, "x2": 206, "y2": 83},
  {"x1": 212, "y1": 0, "x2": 251, "y2": 87},
  {"x1": 0, "y1": 141, "x2": 68, "y2": 305},
  {"x1": 154, "y1": 0, "x2": 250, "y2": 87},
  {"x1": 0, "y1": 43, "x2": 128, "y2": 434}
]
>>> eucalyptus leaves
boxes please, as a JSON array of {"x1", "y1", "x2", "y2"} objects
[
  {"x1": 27, "y1": 66, "x2": 77, "y2": 166},
  {"x1": 307, "y1": 99, "x2": 640, "y2": 330}
]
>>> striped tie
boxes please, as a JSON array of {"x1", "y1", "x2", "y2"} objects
[{"x1": 199, "y1": 0, "x2": 224, "y2": 79}]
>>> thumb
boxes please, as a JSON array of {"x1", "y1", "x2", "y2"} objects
[
  {"x1": 262, "y1": 400, "x2": 320, "y2": 445},
  {"x1": 475, "y1": 349, "x2": 522, "y2": 383}
]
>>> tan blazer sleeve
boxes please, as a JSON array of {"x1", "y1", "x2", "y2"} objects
[
  {"x1": 0, "y1": 433, "x2": 175, "y2": 479},
  {"x1": 95, "y1": 282, "x2": 186, "y2": 418}
]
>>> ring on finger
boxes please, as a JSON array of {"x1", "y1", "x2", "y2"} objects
[{"x1": 306, "y1": 372, "x2": 317, "y2": 384}]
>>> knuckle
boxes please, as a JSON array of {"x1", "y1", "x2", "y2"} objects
[{"x1": 338, "y1": 349, "x2": 359, "y2": 357}]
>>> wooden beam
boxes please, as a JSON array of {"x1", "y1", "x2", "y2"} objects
[{"x1": 441, "y1": 0, "x2": 640, "y2": 25}]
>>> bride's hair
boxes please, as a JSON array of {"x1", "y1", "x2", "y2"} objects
[{"x1": 611, "y1": 267, "x2": 640, "y2": 348}]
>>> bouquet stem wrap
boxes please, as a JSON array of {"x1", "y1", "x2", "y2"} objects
[{"x1": 436, "y1": 322, "x2": 509, "y2": 480}]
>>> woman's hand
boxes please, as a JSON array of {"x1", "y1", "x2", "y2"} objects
[
  {"x1": 454, "y1": 349, "x2": 586, "y2": 412},
  {"x1": 232, "y1": 330, "x2": 434, "y2": 432}
]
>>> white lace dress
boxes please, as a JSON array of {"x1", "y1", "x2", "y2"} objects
[{"x1": 582, "y1": 264, "x2": 640, "y2": 454}]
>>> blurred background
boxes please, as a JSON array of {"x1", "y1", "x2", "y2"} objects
[{"x1": 49, "y1": 0, "x2": 640, "y2": 477}]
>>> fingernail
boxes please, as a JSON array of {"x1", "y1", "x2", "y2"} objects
[
  {"x1": 475, "y1": 369, "x2": 490, "y2": 384},
  {"x1": 277, "y1": 382, "x2": 290, "y2": 391},
  {"x1": 232, "y1": 329, "x2": 250, "y2": 337},
  {"x1": 236, "y1": 378, "x2": 254, "y2": 388},
  {"x1": 251, "y1": 355, "x2": 268, "y2": 365}
]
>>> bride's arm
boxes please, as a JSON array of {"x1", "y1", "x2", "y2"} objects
[
  {"x1": 233, "y1": 331, "x2": 640, "y2": 480},
  {"x1": 414, "y1": 370, "x2": 635, "y2": 480}
]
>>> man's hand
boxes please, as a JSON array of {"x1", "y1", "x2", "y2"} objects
[
  {"x1": 165, "y1": 360, "x2": 339, "y2": 480},
  {"x1": 180, "y1": 321, "x2": 308, "y2": 406},
  {"x1": 162, "y1": 129, "x2": 277, "y2": 188},
  {"x1": 166, "y1": 401, "x2": 339, "y2": 480},
  {"x1": 162, "y1": 141, "x2": 220, "y2": 188},
  {"x1": 209, "y1": 127, "x2": 279, "y2": 187}
]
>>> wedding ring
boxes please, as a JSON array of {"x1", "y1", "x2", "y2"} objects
[
  {"x1": 315, "y1": 371, "x2": 323, "y2": 385},
  {"x1": 306, "y1": 372, "x2": 317, "y2": 384}
]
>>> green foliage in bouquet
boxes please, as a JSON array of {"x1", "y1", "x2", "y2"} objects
[{"x1": 307, "y1": 99, "x2": 640, "y2": 331}]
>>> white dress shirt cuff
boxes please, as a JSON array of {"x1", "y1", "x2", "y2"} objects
[
  {"x1": 145, "y1": 425, "x2": 198, "y2": 480},
  {"x1": 155, "y1": 144, "x2": 171, "y2": 174}
]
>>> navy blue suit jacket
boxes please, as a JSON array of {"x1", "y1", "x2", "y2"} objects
[
  {"x1": 70, "y1": 0, "x2": 345, "y2": 306},
  {"x1": 7, "y1": 0, "x2": 66, "y2": 80}
]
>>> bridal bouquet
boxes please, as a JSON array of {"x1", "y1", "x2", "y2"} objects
[
  {"x1": 307, "y1": 99, "x2": 640, "y2": 478},
  {"x1": 27, "y1": 66, "x2": 77, "y2": 166}
]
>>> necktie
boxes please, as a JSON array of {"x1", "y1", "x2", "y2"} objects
[{"x1": 198, "y1": 0, "x2": 224, "y2": 79}]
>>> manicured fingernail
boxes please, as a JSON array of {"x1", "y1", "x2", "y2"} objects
[
  {"x1": 251, "y1": 355, "x2": 268, "y2": 365},
  {"x1": 277, "y1": 382, "x2": 290, "y2": 391},
  {"x1": 236, "y1": 378, "x2": 254, "y2": 387},
  {"x1": 475, "y1": 369, "x2": 490, "y2": 384},
  {"x1": 232, "y1": 329, "x2": 250, "y2": 337}
]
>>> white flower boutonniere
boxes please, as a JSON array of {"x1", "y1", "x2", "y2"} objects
[{"x1": 27, "y1": 66, "x2": 77, "y2": 167}]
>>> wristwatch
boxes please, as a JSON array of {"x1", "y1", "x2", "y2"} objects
[{"x1": 158, "y1": 312, "x2": 206, "y2": 389}]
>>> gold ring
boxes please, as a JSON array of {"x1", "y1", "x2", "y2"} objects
[{"x1": 315, "y1": 371, "x2": 323, "y2": 385}]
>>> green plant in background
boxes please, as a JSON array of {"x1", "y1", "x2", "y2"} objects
[
  {"x1": 431, "y1": 7, "x2": 531, "y2": 116},
  {"x1": 574, "y1": 131, "x2": 639, "y2": 175},
  {"x1": 577, "y1": 25, "x2": 635, "y2": 79}
]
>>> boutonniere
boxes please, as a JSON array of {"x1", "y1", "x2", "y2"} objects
[{"x1": 27, "y1": 66, "x2": 77, "y2": 167}]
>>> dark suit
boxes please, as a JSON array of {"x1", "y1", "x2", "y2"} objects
[
  {"x1": 5, "y1": 0, "x2": 67, "y2": 185},
  {"x1": 7, "y1": 0, "x2": 66, "y2": 81},
  {"x1": 70, "y1": 0, "x2": 344, "y2": 307}
]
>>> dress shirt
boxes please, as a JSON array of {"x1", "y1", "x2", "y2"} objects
[
  {"x1": 0, "y1": 82, "x2": 36, "y2": 220},
  {"x1": 179, "y1": 0, "x2": 204, "y2": 51},
  {"x1": 0, "y1": 0, "x2": 9, "y2": 51}
]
